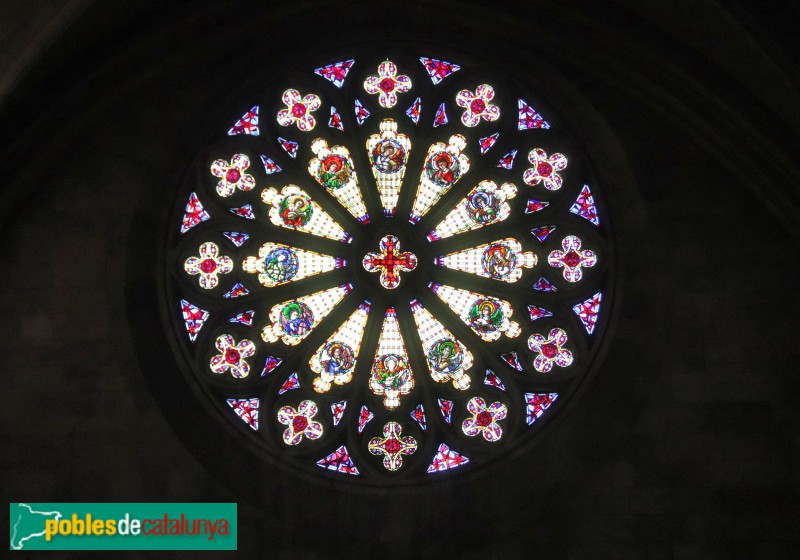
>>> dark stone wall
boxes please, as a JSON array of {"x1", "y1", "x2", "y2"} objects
[{"x1": 2, "y1": 1, "x2": 798, "y2": 558}]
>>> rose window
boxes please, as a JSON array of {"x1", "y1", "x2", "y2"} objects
[{"x1": 168, "y1": 54, "x2": 614, "y2": 483}]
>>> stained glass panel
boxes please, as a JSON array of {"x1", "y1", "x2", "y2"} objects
[
  {"x1": 308, "y1": 139, "x2": 369, "y2": 223},
  {"x1": 261, "y1": 284, "x2": 352, "y2": 346},
  {"x1": 429, "y1": 283, "x2": 521, "y2": 341},
  {"x1": 366, "y1": 119, "x2": 412, "y2": 216},
  {"x1": 261, "y1": 185, "x2": 351, "y2": 243},
  {"x1": 369, "y1": 307, "x2": 414, "y2": 410},
  {"x1": 434, "y1": 238, "x2": 537, "y2": 283},
  {"x1": 427, "y1": 181, "x2": 516, "y2": 241},
  {"x1": 309, "y1": 302, "x2": 370, "y2": 393},
  {"x1": 410, "y1": 299, "x2": 473, "y2": 390},
  {"x1": 243, "y1": 243, "x2": 345, "y2": 287},
  {"x1": 409, "y1": 134, "x2": 469, "y2": 223}
]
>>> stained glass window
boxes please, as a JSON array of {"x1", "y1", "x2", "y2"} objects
[{"x1": 167, "y1": 53, "x2": 614, "y2": 482}]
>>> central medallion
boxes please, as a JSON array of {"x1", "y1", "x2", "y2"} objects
[{"x1": 362, "y1": 234, "x2": 417, "y2": 289}]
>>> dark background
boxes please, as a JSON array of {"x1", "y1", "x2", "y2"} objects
[{"x1": 1, "y1": 1, "x2": 798, "y2": 558}]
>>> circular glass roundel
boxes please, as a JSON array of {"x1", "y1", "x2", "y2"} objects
[{"x1": 167, "y1": 54, "x2": 614, "y2": 483}]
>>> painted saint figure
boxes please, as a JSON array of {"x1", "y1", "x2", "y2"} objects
[
  {"x1": 320, "y1": 342, "x2": 355, "y2": 376},
  {"x1": 370, "y1": 354, "x2": 413, "y2": 409},
  {"x1": 466, "y1": 190, "x2": 499, "y2": 224},
  {"x1": 482, "y1": 244, "x2": 514, "y2": 280},
  {"x1": 280, "y1": 194, "x2": 313, "y2": 227},
  {"x1": 429, "y1": 152, "x2": 457, "y2": 186},
  {"x1": 427, "y1": 338, "x2": 464, "y2": 375},
  {"x1": 319, "y1": 155, "x2": 351, "y2": 190},
  {"x1": 468, "y1": 298, "x2": 504, "y2": 335},
  {"x1": 372, "y1": 140, "x2": 406, "y2": 173},
  {"x1": 263, "y1": 247, "x2": 299, "y2": 283},
  {"x1": 281, "y1": 301, "x2": 313, "y2": 337}
]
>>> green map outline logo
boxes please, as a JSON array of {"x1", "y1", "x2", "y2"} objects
[{"x1": 10, "y1": 503, "x2": 63, "y2": 550}]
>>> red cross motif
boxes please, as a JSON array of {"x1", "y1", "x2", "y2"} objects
[{"x1": 362, "y1": 235, "x2": 417, "y2": 289}]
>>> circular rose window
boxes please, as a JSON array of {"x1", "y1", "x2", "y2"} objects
[{"x1": 167, "y1": 54, "x2": 613, "y2": 483}]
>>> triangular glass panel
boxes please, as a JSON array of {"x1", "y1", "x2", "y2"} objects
[
  {"x1": 328, "y1": 106, "x2": 344, "y2": 131},
  {"x1": 331, "y1": 400, "x2": 347, "y2": 426},
  {"x1": 313, "y1": 59, "x2": 355, "y2": 88},
  {"x1": 500, "y1": 350, "x2": 524, "y2": 372},
  {"x1": 243, "y1": 244, "x2": 347, "y2": 288},
  {"x1": 227, "y1": 105, "x2": 259, "y2": 136},
  {"x1": 277, "y1": 137, "x2": 299, "y2": 158},
  {"x1": 433, "y1": 102, "x2": 448, "y2": 127},
  {"x1": 354, "y1": 99, "x2": 370, "y2": 126},
  {"x1": 226, "y1": 398, "x2": 259, "y2": 430},
  {"x1": 527, "y1": 305, "x2": 553, "y2": 321},
  {"x1": 437, "y1": 398, "x2": 454, "y2": 424},
  {"x1": 230, "y1": 204, "x2": 255, "y2": 220},
  {"x1": 434, "y1": 238, "x2": 536, "y2": 284},
  {"x1": 180, "y1": 299, "x2": 209, "y2": 342},
  {"x1": 517, "y1": 98, "x2": 550, "y2": 130},
  {"x1": 222, "y1": 282, "x2": 249, "y2": 299},
  {"x1": 409, "y1": 134, "x2": 470, "y2": 224},
  {"x1": 405, "y1": 97, "x2": 421, "y2": 125},
  {"x1": 366, "y1": 119, "x2": 412, "y2": 218},
  {"x1": 496, "y1": 149, "x2": 518, "y2": 169},
  {"x1": 410, "y1": 299, "x2": 474, "y2": 390},
  {"x1": 261, "y1": 283, "x2": 353, "y2": 346},
  {"x1": 260, "y1": 154, "x2": 282, "y2": 175},
  {"x1": 569, "y1": 184, "x2": 600, "y2": 226},
  {"x1": 532, "y1": 276, "x2": 557, "y2": 292},
  {"x1": 483, "y1": 369, "x2": 507, "y2": 391},
  {"x1": 261, "y1": 355, "x2": 282, "y2": 376},
  {"x1": 410, "y1": 404, "x2": 427, "y2": 431},
  {"x1": 262, "y1": 185, "x2": 352, "y2": 243},
  {"x1": 278, "y1": 372, "x2": 300, "y2": 395},
  {"x1": 429, "y1": 282, "x2": 522, "y2": 342},
  {"x1": 419, "y1": 57, "x2": 461, "y2": 85},
  {"x1": 478, "y1": 132, "x2": 499, "y2": 154},
  {"x1": 530, "y1": 225, "x2": 556, "y2": 242},
  {"x1": 229, "y1": 309, "x2": 255, "y2": 327},
  {"x1": 357, "y1": 405, "x2": 374, "y2": 433},
  {"x1": 573, "y1": 292, "x2": 602, "y2": 335},
  {"x1": 316, "y1": 445, "x2": 360, "y2": 475},
  {"x1": 427, "y1": 180, "x2": 516, "y2": 241},
  {"x1": 222, "y1": 231, "x2": 249, "y2": 247},
  {"x1": 180, "y1": 192, "x2": 210, "y2": 234},
  {"x1": 426, "y1": 443, "x2": 469, "y2": 473},
  {"x1": 369, "y1": 306, "x2": 414, "y2": 409},
  {"x1": 525, "y1": 392, "x2": 559, "y2": 425},
  {"x1": 308, "y1": 139, "x2": 370, "y2": 223},
  {"x1": 308, "y1": 301, "x2": 369, "y2": 392},
  {"x1": 525, "y1": 199, "x2": 550, "y2": 214}
]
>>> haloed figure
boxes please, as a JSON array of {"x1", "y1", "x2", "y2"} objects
[
  {"x1": 322, "y1": 343, "x2": 350, "y2": 375},
  {"x1": 431, "y1": 153, "x2": 454, "y2": 185}
]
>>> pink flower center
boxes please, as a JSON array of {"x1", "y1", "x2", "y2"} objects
[
  {"x1": 225, "y1": 168, "x2": 241, "y2": 182},
  {"x1": 384, "y1": 438, "x2": 401, "y2": 453},
  {"x1": 537, "y1": 161, "x2": 553, "y2": 176},
  {"x1": 224, "y1": 348, "x2": 240, "y2": 364},
  {"x1": 379, "y1": 78, "x2": 395, "y2": 92},
  {"x1": 292, "y1": 416, "x2": 308, "y2": 431},
  {"x1": 564, "y1": 250, "x2": 582, "y2": 268},
  {"x1": 200, "y1": 258, "x2": 217, "y2": 273},
  {"x1": 476, "y1": 411, "x2": 493, "y2": 427},
  {"x1": 541, "y1": 343, "x2": 558, "y2": 359},
  {"x1": 291, "y1": 103, "x2": 306, "y2": 117},
  {"x1": 470, "y1": 99, "x2": 486, "y2": 114}
]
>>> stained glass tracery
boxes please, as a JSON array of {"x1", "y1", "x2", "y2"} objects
[{"x1": 169, "y1": 53, "x2": 612, "y2": 483}]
